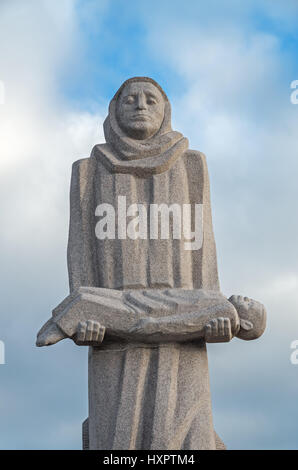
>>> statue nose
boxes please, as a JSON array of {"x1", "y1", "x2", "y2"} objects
[{"x1": 136, "y1": 94, "x2": 147, "y2": 110}]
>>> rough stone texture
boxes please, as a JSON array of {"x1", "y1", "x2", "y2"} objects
[{"x1": 37, "y1": 77, "x2": 267, "y2": 450}]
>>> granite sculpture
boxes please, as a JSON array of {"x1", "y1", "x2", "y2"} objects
[{"x1": 37, "y1": 77, "x2": 266, "y2": 450}]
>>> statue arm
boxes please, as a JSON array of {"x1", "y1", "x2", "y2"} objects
[
  {"x1": 36, "y1": 288, "x2": 266, "y2": 347},
  {"x1": 67, "y1": 158, "x2": 98, "y2": 292}
]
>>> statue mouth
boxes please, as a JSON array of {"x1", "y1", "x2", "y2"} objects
[{"x1": 130, "y1": 113, "x2": 152, "y2": 121}]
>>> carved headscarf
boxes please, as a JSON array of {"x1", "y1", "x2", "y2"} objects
[{"x1": 91, "y1": 77, "x2": 189, "y2": 176}]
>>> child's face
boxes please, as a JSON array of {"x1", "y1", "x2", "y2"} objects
[{"x1": 229, "y1": 295, "x2": 266, "y2": 340}]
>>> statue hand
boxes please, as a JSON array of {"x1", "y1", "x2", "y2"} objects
[
  {"x1": 74, "y1": 320, "x2": 106, "y2": 346},
  {"x1": 205, "y1": 317, "x2": 233, "y2": 343}
]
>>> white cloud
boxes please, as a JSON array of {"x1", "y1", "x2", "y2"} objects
[
  {"x1": 0, "y1": 3, "x2": 106, "y2": 450},
  {"x1": 0, "y1": 0, "x2": 105, "y2": 252}
]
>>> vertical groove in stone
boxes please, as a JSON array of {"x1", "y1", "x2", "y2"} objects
[
  {"x1": 169, "y1": 159, "x2": 193, "y2": 288},
  {"x1": 183, "y1": 154, "x2": 204, "y2": 289},
  {"x1": 138, "y1": 175, "x2": 150, "y2": 288},
  {"x1": 164, "y1": 346, "x2": 180, "y2": 436},
  {"x1": 150, "y1": 345, "x2": 180, "y2": 449},
  {"x1": 168, "y1": 400, "x2": 203, "y2": 450},
  {"x1": 149, "y1": 171, "x2": 174, "y2": 288},
  {"x1": 146, "y1": 177, "x2": 154, "y2": 287},
  {"x1": 95, "y1": 163, "x2": 117, "y2": 288},
  {"x1": 114, "y1": 174, "x2": 131, "y2": 288},
  {"x1": 140, "y1": 347, "x2": 158, "y2": 448},
  {"x1": 128, "y1": 349, "x2": 151, "y2": 449},
  {"x1": 112, "y1": 348, "x2": 150, "y2": 449}
]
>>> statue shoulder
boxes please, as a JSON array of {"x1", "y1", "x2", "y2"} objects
[
  {"x1": 71, "y1": 143, "x2": 111, "y2": 185},
  {"x1": 183, "y1": 149, "x2": 209, "y2": 174},
  {"x1": 71, "y1": 155, "x2": 97, "y2": 179},
  {"x1": 72, "y1": 156, "x2": 90, "y2": 170},
  {"x1": 70, "y1": 157, "x2": 97, "y2": 200}
]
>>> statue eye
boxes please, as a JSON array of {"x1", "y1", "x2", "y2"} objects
[
  {"x1": 124, "y1": 96, "x2": 135, "y2": 104},
  {"x1": 147, "y1": 97, "x2": 157, "y2": 105}
]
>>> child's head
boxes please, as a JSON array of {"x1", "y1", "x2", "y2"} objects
[{"x1": 229, "y1": 295, "x2": 266, "y2": 341}]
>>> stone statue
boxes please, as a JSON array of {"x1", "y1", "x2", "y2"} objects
[{"x1": 37, "y1": 77, "x2": 266, "y2": 450}]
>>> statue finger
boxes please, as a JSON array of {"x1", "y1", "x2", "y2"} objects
[
  {"x1": 92, "y1": 321, "x2": 100, "y2": 341},
  {"x1": 98, "y1": 325, "x2": 106, "y2": 343},
  {"x1": 218, "y1": 317, "x2": 224, "y2": 336},
  {"x1": 77, "y1": 321, "x2": 87, "y2": 341},
  {"x1": 85, "y1": 320, "x2": 94, "y2": 342},
  {"x1": 224, "y1": 318, "x2": 232, "y2": 339},
  {"x1": 205, "y1": 324, "x2": 212, "y2": 341},
  {"x1": 211, "y1": 319, "x2": 218, "y2": 336}
]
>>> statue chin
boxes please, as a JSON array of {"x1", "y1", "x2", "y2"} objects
[{"x1": 119, "y1": 121, "x2": 159, "y2": 140}]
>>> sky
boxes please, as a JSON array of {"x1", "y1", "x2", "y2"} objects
[{"x1": 0, "y1": 0, "x2": 298, "y2": 449}]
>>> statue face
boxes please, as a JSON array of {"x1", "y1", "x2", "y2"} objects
[{"x1": 116, "y1": 82, "x2": 165, "y2": 140}]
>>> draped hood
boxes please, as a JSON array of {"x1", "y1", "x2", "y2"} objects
[{"x1": 91, "y1": 77, "x2": 189, "y2": 176}]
